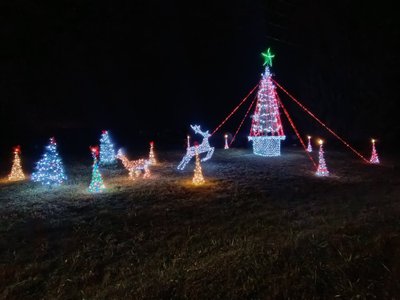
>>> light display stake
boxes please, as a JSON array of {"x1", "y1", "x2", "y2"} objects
[
  {"x1": 224, "y1": 134, "x2": 229, "y2": 149},
  {"x1": 369, "y1": 139, "x2": 380, "y2": 164},
  {"x1": 116, "y1": 149, "x2": 150, "y2": 180},
  {"x1": 307, "y1": 136, "x2": 313, "y2": 152},
  {"x1": 177, "y1": 125, "x2": 214, "y2": 170},
  {"x1": 32, "y1": 137, "x2": 67, "y2": 186},
  {"x1": 192, "y1": 145, "x2": 205, "y2": 185},
  {"x1": 88, "y1": 146, "x2": 106, "y2": 193},
  {"x1": 149, "y1": 141, "x2": 157, "y2": 165},
  {"x1": 187, "y1": 135, "x2": 191, "y2": 149},
  {"x1": 316, "y1": 139, "x2": 329, "y2": 176},
  {"x1": 8, "y1": 146, "x2": 25, "y2": 181},
  {"x1": 248, "y1": 64, "x2": 285, "y2": 156},
  {"x1": 99, "y1": 130, "x2": 116, "y2": 165}
]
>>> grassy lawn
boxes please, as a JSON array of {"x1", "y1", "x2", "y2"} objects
[{"x1": 1, "y1": 148, "x2": 399, "y2": 299}]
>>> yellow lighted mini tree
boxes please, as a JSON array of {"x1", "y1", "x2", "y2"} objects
[
  {"x1": 192, "y1": 145, "x2": 205, "y2": 185},
  {"x1": 8, "y1": 146, "x2": 25, "y2": 181}
]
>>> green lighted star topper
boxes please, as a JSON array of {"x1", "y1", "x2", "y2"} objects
[{"x1": 261, "y1": 48, "x2": 275, "y2": 67}]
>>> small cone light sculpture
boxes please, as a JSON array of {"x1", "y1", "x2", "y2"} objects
[
  {"x1": 8, "y1": 146, "x2": 25, "y2": 181},
  {"x1": 88, "y1": 146, "x2": 106, "y2": 193},
  {"x1": 306, "y1": 136, "x2": 313, "y2": 152},
  {"x1": 316, "y1": 139, "x2": 329, "y2": 176},
  {"x1": 369, "y1": 139, "x2": 380, "y2": 164},
  {"x1": 224, "y1": 134, "x2": 229, "y2": 149},
  {"x1": 149, "y1": 141, "x2": 157, "y2": 165},
  {"x1": 192, "y1": 145, "x2": 205, "y2": 185}
]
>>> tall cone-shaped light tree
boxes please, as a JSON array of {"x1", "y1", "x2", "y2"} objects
[{"x1": 249, "y1": 48, "x2": 285, "y2": 156}]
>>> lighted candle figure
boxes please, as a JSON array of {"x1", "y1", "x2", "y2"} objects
[
  {"x1": 316, "y1": 139, "x2": 329, "y2": 176},
  {"x1": 369, "y1": 139, "x2": 380, "y2": 164},
  {"x1": 306, "y1": 135, "x2": 312, "y2": 152},
  {"x1": 224, "y1": 134, "x2": 229, "y2": 149},
  {"x1": 187, "y1": 135, "x2": 190, "y2": 149}
]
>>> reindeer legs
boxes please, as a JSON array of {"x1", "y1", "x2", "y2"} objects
[
  {"x1": 201, "y1": 147, "x2": 214, "y2": 162},
  {"x1": 177, "y1": 153, "x2": 193, "y2": 170}
]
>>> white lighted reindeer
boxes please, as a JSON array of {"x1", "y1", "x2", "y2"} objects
[
  {"x1": 116, "y1": 149, "x2": 150, "y2": 180},
  {"x1": 177, "y1": 125, "x2": 214, "y2": 170}
]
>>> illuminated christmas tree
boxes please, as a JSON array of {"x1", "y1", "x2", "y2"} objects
[
  {"x1": 8, "y1": 146, "x2": 25, "y2": 181},
  {"x1": 32, "y1": 137, "x2": 67, "y2": 186},
  {"x1": 316, "y1": 139, "x2": 329, "y2": 176},
  {"x1": 369, "y1": 139, "x2": 380, "y2": 164},
  {"x1": 224, "y1": 134, "x2": 229, "y2": 149},
  {"x1": 249, "y1": 48, "x2": 285, "y2": 156},
  {"x1": 306, "y1": 136, "x2": 313, "y2": 152},
  {"x1": 89, "y1": 146, "x2": 106, "y2": 193},
  {"x1": 149, "y1": 141, "x2": 157, "y2": 165},
  {"x1": 192, "y1": 145, "x2": 205, "y2": 185},
  {"x1": 99, "y1": 130, "x2": 116, "y2": 165}
]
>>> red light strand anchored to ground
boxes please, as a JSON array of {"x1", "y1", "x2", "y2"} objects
[
  {"x1": 273, "y1": 79, "x2": 369, "y2": 163},
  {"x1": 230, "y1": 94, "x2": 257, "y2": 147},
  {"x1": 277, "y1": 94, "x2": 317, "y2": 170},
  {"x1": 211, "y1": 83, "x2": 259, "y2": 136}
]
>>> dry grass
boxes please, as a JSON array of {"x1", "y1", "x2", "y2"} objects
[{"x1": 0, "y1": 148, "x2": 399, "y2": 299}]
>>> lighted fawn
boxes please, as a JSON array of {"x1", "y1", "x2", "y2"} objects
[
  {"x1": 116, "y1": 149, "x2": 150, "y2": 180},
  {"x1": 177, "y1": 125, "x2": 214, "y2": 170}
]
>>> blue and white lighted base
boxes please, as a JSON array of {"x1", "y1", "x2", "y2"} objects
[{"x1": 248, "y1": 136, "x2": 285, "y2": 157}]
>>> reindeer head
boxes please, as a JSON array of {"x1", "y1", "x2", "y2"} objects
[{"x1": 190, "y1": 125, "x2": 211, "y2": 138}]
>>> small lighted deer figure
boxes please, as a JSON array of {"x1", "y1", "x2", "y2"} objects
[
  {"x1": 177, "y1": 125, "x2": 214, "y2": 170},
  {"x1": 116, "y1": 149, "x2": 150, "y2": 180}
]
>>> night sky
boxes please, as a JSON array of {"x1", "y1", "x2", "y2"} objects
[{"x1": 1, "y1": 0, "x2": 399, "y2": 156}]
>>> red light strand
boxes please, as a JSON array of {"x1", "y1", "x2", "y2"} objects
[
  {"x1": 230, "y1": 95, "x2": 257, "y2": 147},
  {"x1": 211, "y1": 83, "x2": 259, "y2": 136},
  {"x1": 277, "y1": 94, "x2": 317, "y2": 169},
  {"x1": 273, "y1": 79, "x2": 369, "y2": 163}
]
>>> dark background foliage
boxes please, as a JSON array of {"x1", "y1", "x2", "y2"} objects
[{"x1": 1, "y1": 0, "x2": 398, "y2": 159}]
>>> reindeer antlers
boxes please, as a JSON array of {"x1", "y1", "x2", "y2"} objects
[{"x1": 190, "y1": 125, "x2": 210, "y2": 137}]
